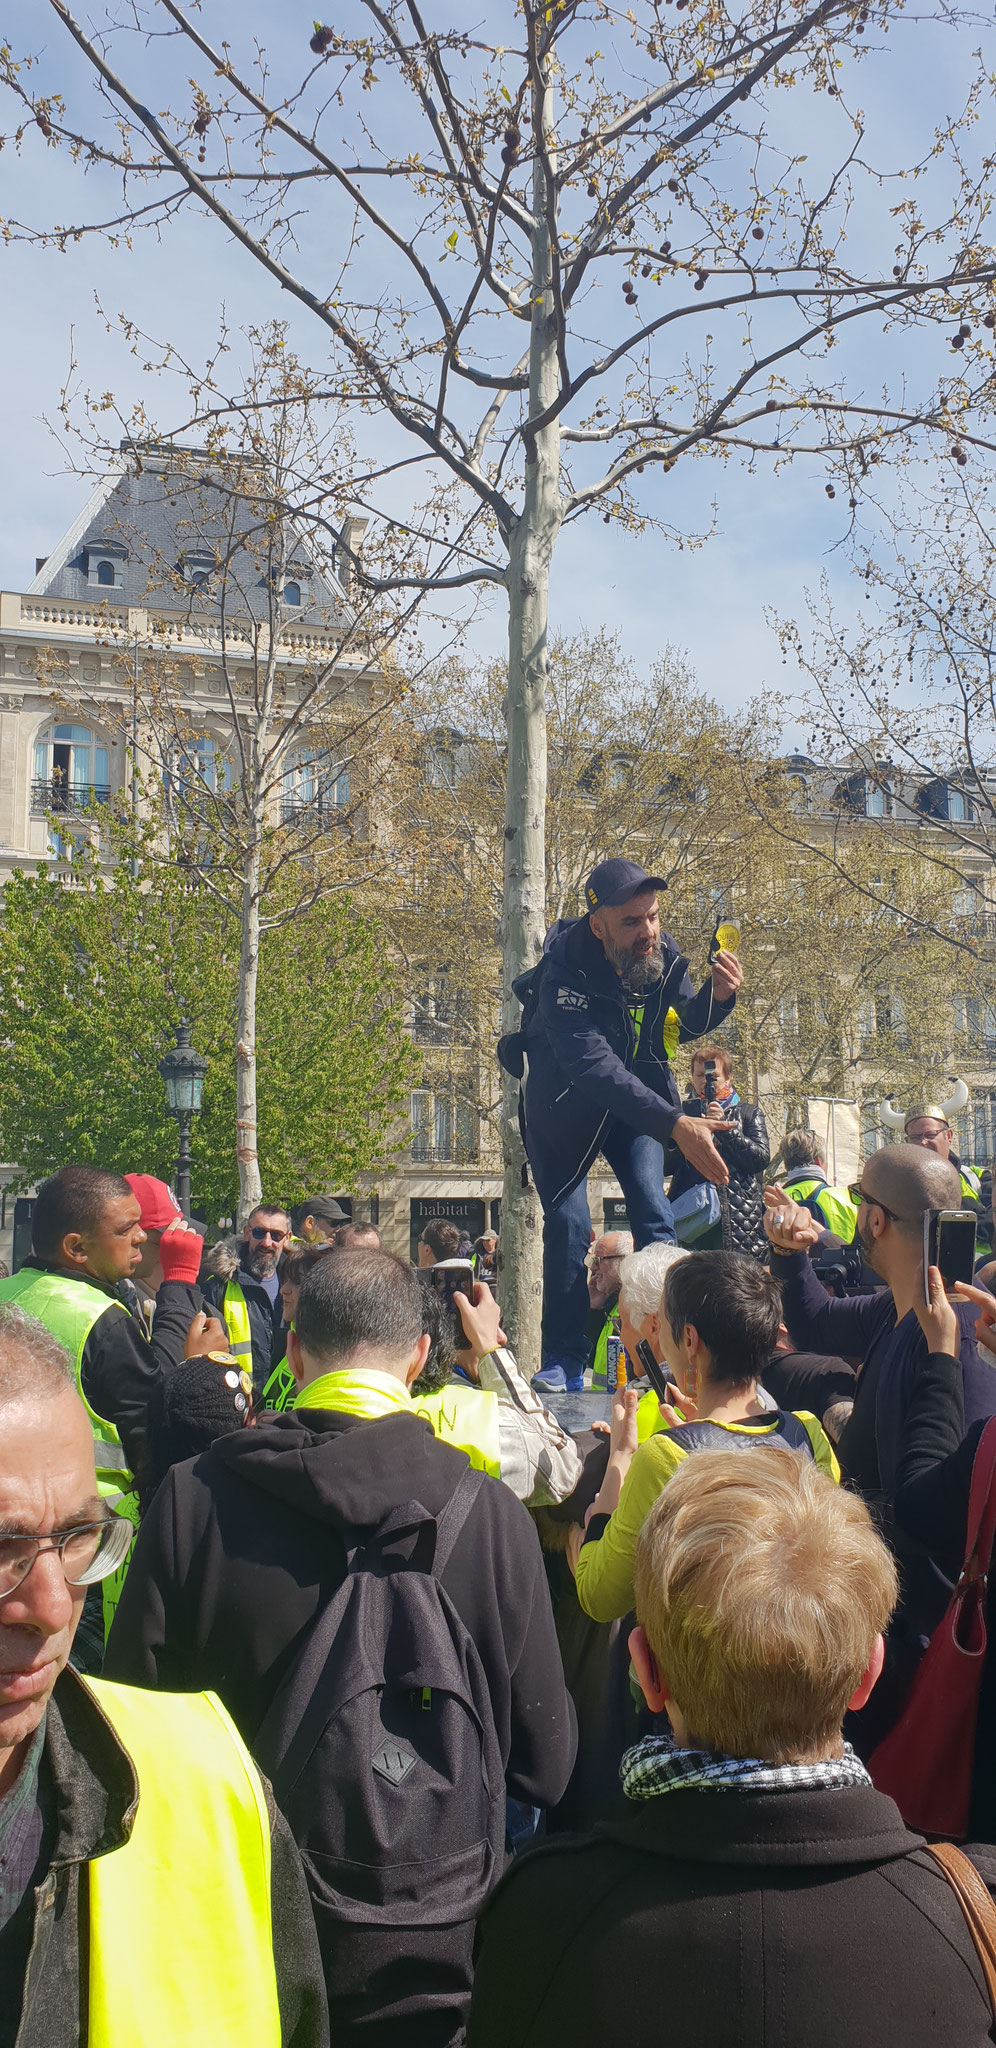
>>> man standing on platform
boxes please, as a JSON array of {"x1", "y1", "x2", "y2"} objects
[{"x1": 499, "y1": 859, "x2": 742, "y2": 1392}]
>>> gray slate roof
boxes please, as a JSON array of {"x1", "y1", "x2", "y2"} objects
[{"x1": 29, "y1": 443, "x2": 354, "y2": 628}]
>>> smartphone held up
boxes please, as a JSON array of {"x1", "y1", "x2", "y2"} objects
[
  {"x1": 428, "y1": 1258, "x2": 476, "y2": 1315},
  {"x1": 923, "y1": 1210, "x2": 977, "y2": 1305}
]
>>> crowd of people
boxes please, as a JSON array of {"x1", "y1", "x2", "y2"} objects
[{"x1": 5, "y1": 856, "x2": 996, "y2": 2044}]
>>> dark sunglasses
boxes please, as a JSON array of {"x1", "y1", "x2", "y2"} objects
[
  {"x1": 249, "y1": 1225, "x2": 286, "y2": 1242},
  {"x1": 846, "y1": 1182, "x2": 909, "y2": 1223}
]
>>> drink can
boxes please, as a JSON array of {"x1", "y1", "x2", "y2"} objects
[{"x1": 604, "y1": 1334, "x2": 622, "y2": 1391}]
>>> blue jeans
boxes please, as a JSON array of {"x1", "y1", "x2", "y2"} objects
[{"x1": 540, "y1": 1124, "x2": 676, "y2": 1370}]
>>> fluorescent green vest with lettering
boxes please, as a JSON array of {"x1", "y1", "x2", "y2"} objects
[
  {"x1": 411, "y1": 1383, "x2": 502, "y2": 1477},
  {"x1": 222, "y1": 1280, "x2": 255, "y2": 1362},
  {"x1": 83, "y1": 1678, "x2": 281, "y2": 2047},
  {"x1": 782, "y1": 1175, "x2": 858, "y2": 1244},
  {"x1": 0, "y1": 1267, "x2": 140, "y2": 1632}
]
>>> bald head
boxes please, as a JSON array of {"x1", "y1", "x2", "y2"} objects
[{"x1": 864, "y1": 1145, "x2": 961, "y2": 1239}]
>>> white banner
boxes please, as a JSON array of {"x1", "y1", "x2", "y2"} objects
[{"x1": 806, "y1": 1099, "x2": 861, "y2": 1185}]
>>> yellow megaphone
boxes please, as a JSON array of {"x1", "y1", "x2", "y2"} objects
[{"x1": 709, "y1": 919, "x2": 741, "y2": 963}]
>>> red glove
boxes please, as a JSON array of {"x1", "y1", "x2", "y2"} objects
[{"x1": 157, "y1": 1222, "x2": 205, "y2": 1286}]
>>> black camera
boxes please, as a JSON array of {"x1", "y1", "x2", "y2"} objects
[{"x1": 810, "y1": 1237, "x2": 866, "y2": 1299}]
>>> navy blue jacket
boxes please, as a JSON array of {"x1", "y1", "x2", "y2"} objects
[
  {"x1": 776, "y1": 1246, "x2": 996, "y2": 1645},
  {"x1": 509, "y1": 918, "x2": 734, "y2": 1207}
]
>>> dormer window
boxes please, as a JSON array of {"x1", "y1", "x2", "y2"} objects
[
  {"x1": 84, "y1": 541, "x2": 127, "y2": 591},
  {"x1": 179, "y1": 550, "x2": 217, "y2": 590},
  {"x1": 284, "y1": 581, "x2": 301, "y2": 607}
]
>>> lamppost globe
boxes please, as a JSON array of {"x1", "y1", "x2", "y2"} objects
[{"x1": 158, "y1": 1019, "x2": 208, "y2": 1217}]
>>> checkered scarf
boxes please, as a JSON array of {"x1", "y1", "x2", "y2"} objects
[{"x1": 620, "y1": 1730, "x2": 871, "y2": 1802}]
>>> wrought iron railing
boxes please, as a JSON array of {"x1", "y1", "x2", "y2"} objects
[{"x1": 31, "y1": 781, "x2": 111, "y2": 813}]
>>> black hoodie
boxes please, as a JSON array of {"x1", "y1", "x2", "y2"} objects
[
  {"x1": 105, "y1": 1407, "x2": 576, "y2": 2044},
  {"x1": 105, "y1": 1405, "x2": 576, "y2": 1802}
]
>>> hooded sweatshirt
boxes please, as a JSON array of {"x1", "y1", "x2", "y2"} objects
[{"x1": 104, "y1": 1405, "x2": 576, "y2": 1805}]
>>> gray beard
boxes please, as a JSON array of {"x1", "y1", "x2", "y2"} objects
[
  {"x1": 607, "y1": 940, "x2": 665, "y2": 994},
  {"x1": 246, "y1": 1249, "x2": 278, "y2": 1280}
]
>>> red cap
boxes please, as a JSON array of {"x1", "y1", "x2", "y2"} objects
[{"x1": 124, "y1": 1173, "x2": 183, "y2": 1231}]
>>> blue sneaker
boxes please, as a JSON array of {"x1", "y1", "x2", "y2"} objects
[{"x1": 532, "y1": 1362, "x2": 585, "y2": 1395}]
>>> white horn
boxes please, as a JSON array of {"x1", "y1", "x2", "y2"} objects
[
  {"x1": 880, "y1": 1101, "x2": 907, "y2": 1131},
  {"x1": 939, "y1": 1076, "x2": 969, "y2": 1121}
]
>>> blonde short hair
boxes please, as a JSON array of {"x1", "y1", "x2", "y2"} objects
[{"x1": 634, "y1": 1445, "x2": 898, "y2": 1763}]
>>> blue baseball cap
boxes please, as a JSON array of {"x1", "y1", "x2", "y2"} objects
[{"x1": 584, "y1": 859, "x2": 668, "y2": 911}]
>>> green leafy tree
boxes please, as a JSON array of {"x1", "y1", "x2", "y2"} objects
[{"x1": 0, "y1": 825, "x2": 414, "y2": 1216}]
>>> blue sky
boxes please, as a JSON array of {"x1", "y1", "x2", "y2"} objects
[{"x1": 1, "y1": 1, "x2": 990, "y2": 722}]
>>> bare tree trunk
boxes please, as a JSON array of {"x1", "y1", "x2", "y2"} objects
[
  {"x1": 498, "y1": 58, "x2": 560, "y2": 1363},
  {"x1": 236, "y1": 825, "x2": 263, "y2": 1222}
]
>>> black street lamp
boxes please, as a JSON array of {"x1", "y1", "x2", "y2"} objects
[{"x1": 158, "y1": 1019, "x2": 208, "y2": 1219}]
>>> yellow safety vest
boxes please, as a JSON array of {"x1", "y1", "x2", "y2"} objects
[
  {"x1": 83, "y1": 1679, "x2": 281, "y2": 2048},
  {"x1": 222, "y1": 1280, "x2": 255, "y2": 1363},
  {"x1": 637, "y1": 1385, "x2": 674, "y2": 1441},
  {"x1": 0, "y1": 1268, "x2": 139, "y2": 1633},
  {"x1": 259, "y1": 1358, "x2": 297, "y2": 1412},
  {"x1": 0, "y1": 1268, "x2": 132, "y2": 1485},
  {"x1": 628, "y1": 1002, "x2": 681, "y2": 1062},
  {"x1": 411, "y1": 1382, "x2": 503, "y2": 1477},
  {"x1": 293, "y1": 1367, "x2": 502, "y2": 1477},
  {"x1": 782, "y1": 1175, "x2": 858, "y2": 1244}
]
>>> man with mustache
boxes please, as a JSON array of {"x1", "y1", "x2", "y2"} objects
[
  {"x1": 203, "y1": 1203, "x2": 292, "y2": 1394},
  {"x1": 500, "y1": 859, "x2": 742, "y2": 1392},
  {"x1": 0, "y1": 1304, "x2": 326, "y2": 2048}
]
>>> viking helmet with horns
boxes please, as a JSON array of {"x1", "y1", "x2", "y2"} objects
[{"x1": 880, "y1": 1077, "x2": 969, "y2": 1133}]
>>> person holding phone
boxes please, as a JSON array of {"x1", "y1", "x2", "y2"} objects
[
  {"x1": 568, "y1": 1254, "x2": 838, "y2": 1623},
  {"x1": 411, "y1": 1275, "x2": 583, "y2": 1508},
  {"x1": 891, "y1": 1272, "x2": 996, "y2": 1839},
  {"x1": 665, "y1": 1045, "x2": 770, "y2": 1257},
  {"x1": 498, "y1": 858, "x2": 743, "y2": 1392},
  {"x1": 763, "y1": 1144, "x2": 996, "y2": 1749}
]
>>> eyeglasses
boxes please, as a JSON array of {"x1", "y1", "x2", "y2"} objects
[
  {"x1": 0, "y1": 1515, "x2": 134, "y2": 1602},
  {"x1": 584, "y1": 1252, "x2": 623, "y2": 1271},
  {"x1": 846, "y1": 1182, "x2": 909, "y2": 1223},
  {"x1": 249, "y1": 1226, "x2": 286, "y2": 1242}
]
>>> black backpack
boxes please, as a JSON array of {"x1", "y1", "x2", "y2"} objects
[{"x1": 253, "y1": 1465, "x2": 506, "y2": 1946}]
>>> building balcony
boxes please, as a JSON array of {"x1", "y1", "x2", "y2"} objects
[
  {"x1": 279, "y1": 797, "x2": 349, "y2": 829},
  {"x1": 31, "y1": 781, "x2": 111, "y2": 814}
]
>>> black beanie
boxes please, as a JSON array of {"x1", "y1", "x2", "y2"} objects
[{"x1": 145, "y1": 1357, "x2": 252, "y2": 1499}]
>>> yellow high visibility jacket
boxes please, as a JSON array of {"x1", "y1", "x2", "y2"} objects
[
  {"x1": 294, "y1": 1366, "x2": 503, "y2": 1478},
  {"x1": 0, "y1": 1268, "x2": 139, "y2": 1633},
  {"x1": 782, "y1": 1175, "x2": 859, "y2": 1243},
  {"x1": 221, "y1": 1280, "x2": 255, "y2": 1362},
  {"x1": 411, "y1": 1382, "x2": 503, "y2": 1477},
  {"x1": 0, "y1": 1268, "x2": 131, "y2": 1488},
  {"x1": 84, "y1": 1679, "x2": 282, "y2": 2048}
]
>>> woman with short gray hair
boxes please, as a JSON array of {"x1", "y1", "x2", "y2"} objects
[{"x1": 617, "y1": 1242, "x2": 688, "y2": 1385}]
